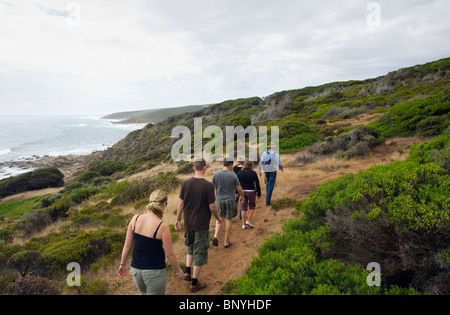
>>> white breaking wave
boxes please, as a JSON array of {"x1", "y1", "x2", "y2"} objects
[
  {"x1": 64, "y1": 124, "x2": 88, "y2": 127},
  {"x1": 0, "y1": 148, "x2": 12, "y2": 156}
]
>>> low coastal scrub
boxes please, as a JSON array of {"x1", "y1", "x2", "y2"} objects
[
  {"x1": 228, "y1": 134, "x2": 449, "y2": 295},
  {"x1": 0, "y1": 171, "x2": 182, "y2": 294},
  {"x1": 369, "y1": 88, "x2": 450, "y2": 138},
  {"x1": 0, "y1": 168, "x2": 64, "y2": 199}
]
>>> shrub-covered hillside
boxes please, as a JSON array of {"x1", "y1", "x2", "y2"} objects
[
  {"x1": 0, "y1": 169, "x2": 181, "y2": 294},
  {"x1": 0, "y1": 57, "x2": 448, "y2": 295},
  {"x1": 92, "y1": 58, "x2": 450, "y2": 175},
  {"x1": 227, "y1": 134, "x2": 449, "y2": 295}
]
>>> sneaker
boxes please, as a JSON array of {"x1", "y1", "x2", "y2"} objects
[
  {"x1": 241, "y1": 225, "x2": 246, "y2": 230},
  {"x1": 183, "y1": 273, "x2": 191, "y2": 281},
  {"x1": 212, "y1": 237, "x2": 219, "y2": 247},
  {"x1": 246, "y1": 221, "x2": 254, "y2": 228},
  {"x1": 190, "y1": 281, "x2": 207, "y2": 293}
]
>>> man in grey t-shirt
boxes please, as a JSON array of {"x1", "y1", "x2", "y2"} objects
[{"x1": 212, "y1": 160, "x2": 244, "y2": 248}]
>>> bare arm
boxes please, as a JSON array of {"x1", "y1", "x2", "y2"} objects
[
  {"x1": 210, "y1": 202, "x2": 222, "y2": 223},
  {"x1": 161, "y1": 223, "x2": 183, "y2": 280},
  {"x1": 117, "y1": 216, "x2": 136, "y2": 278},
  {"x1": 236, "y1": 185, "x2": 244, "y2": 200},
  {"x1": 175, "y1": 198, "x2": 184, "y2": 231}
]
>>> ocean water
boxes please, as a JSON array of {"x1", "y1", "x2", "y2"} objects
[{"x1": 0, "y1": 115, "x2": 142, "y2": 180}]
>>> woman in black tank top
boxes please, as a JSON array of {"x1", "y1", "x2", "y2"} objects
[{"x1": 118, "y1": 190, "x2": 184, "y2": 295}]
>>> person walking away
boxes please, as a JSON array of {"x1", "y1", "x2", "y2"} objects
[
  {"x1": 259, "y1": 143, "x2": 284, "y2": 206},
  {"x1": 233, "y1": 161, "x2": 244, "y2": 218},
  {"x1": 118, "y1": 190, "x2": 184, "y2": 295},
  {"x1": 212, "y1": 160, "x2": 244, "y2": 248},
  {"x1": 237, "y1": 161, "x2": 261, "y2": 229},
  {"x1": 233, "y1": 161, "x2": 244, "y2": 175},
  {"x1": 175, "y1": 159, "x2": 222, "y2": 293}
]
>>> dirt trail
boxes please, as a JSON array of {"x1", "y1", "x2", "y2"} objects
[{"x1": 112, "y1": 135, "x2": 432, "y2": 295}]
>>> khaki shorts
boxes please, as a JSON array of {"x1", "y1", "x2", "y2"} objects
[
  {"x1": 130, "y1": 267, "x2": 166, "y2": 295},
  {"x1": 185, "y1": 229, "x2": 210, "y2": 267}
]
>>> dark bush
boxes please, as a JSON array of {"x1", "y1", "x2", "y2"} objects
[
  {"x1": 306, "y1": 126, "x2": 382, "y2": 160},
  {"x1": 6, "y1": 250, "x2": 42, "y2": 277},
  {"x1": 5, "y1": 276, "x2": 60, "y2": 295},
  {"x1": 75, "y1": 171, "x2": 101, "y2": 183},
  {"x1": 17, "y1": 210, "x2": 52, "y2": 236},
  {"x1": 89, "y1": 161, "x2": 128, "y2": 176},
  {"x1": 0, "y1": 168, "x2": 64, "y2": 198},
  {"x1": 299, "y1": 138, "x2": 450, "y2": 294}
]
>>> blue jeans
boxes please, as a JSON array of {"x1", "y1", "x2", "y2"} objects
[{"x1": 265, "y1": 172, "x2": 277, "y2": 205}]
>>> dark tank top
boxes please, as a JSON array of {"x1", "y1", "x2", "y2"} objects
[{"x1": 131, "y1": 215, "x2": 166, "y2": 270}]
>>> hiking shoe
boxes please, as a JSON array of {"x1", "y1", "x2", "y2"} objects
[
  {"x1": 246, "y1": 221, "x2": 254, "y2": 228},
  {"x1": 183, "y1": 273, "x2": 191, "y2": 281},
  {"x1": 212, "y1": 237, "x2": 219, "y2": 247},
  {"x1": 190, "y1": 281, "x2": 207, "y2": 293}
]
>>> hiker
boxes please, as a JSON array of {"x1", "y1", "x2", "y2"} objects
[
  {"x1": 233, "y1": 161, "x2": 244, "y2": 175},
  {"x1": 233, "y1": 161, "x2": 244, "y2": 218},
  {"x1": 118, "y1": 190, "x2": 184, "y2": 295},
  {"x1": 237, "y1": 161, "x2": 261, "y2": 230},
  {"x1": 175, "y1": 159, "x2": 222, "y2": 293},
  {"x1": 212, "y1": 160, "x2": 244, "y2": 248},
  {"x1": 259, "y1": 143, "x2": 284, "y2": 206}
]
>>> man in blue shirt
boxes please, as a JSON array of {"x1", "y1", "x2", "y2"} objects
[{"x1": 259, "y1": 143, "x2": 283, "y2": 206}]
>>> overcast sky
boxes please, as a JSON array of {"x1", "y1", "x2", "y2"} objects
[{"x1": 0, "y1": 0, "x2": 449, "y2": 116}]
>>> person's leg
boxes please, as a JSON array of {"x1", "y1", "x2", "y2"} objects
[
  {"x1": 214, "y1": 219, "x2": 222, "y2": 238},
  {"x1": 246, "y1": 191, "x2": 256, "y2": 227},
  {"x1": 241, "y1": 192, "x2": 249, "y2": 229},
  {"x1": 190, "y1": 230, "x2": 209, "y2": 292},
  {"x1": 184, "y1": 230, "x2": 195, "y2": 280},
  {"x1": 265, "y1": 172, "x2": 277, "y2": 205},
  {"x1": 224, "y1": 199, "x2": 237, "y2": 246},
  {"x1": 248, "y1": 209, "x2": 255, "y2": 222},
  {"x1": 192, "y1": 265, "x2": 202, "y2": 282},
  {"x1": 186, "y1": 254, "x2": 193, "y2": 269},
  {"x1": 241, "y1": 210, "x2": 247, "y2": 228},
  {"x1": 213, "y1": 200, "x2": 225, "y2": 246},
  {"x1": 224, "y1": 219, "x2": 233, "y2": 246}
]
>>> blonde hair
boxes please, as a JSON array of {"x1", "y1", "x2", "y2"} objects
[{"x1": 146, "y1": 189, "x2": 168, "y2": 219}]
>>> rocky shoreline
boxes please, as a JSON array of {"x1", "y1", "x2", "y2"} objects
[{"x1": 0, "y1": 154, "x2": 93, "y2": 183}]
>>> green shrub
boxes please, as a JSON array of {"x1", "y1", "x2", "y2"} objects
[
  {"x1": 82, "y1": 279, "x2": 109, "y2": 295},
  {"x1": 275, "y1": 119, "x2": 323, "y2": 154},
  {"x1": 271, "y1": 198, "x2": 297, "y2": 211},
  {"x1": 0, "y1": 168, "x2": 64, "y2": 198},
  {"x1": 298, "y1": 141, "x2": 450, "y2": 293},
  {"x1": 6, "y1": 250, "x2": 42, "y2": 277},
  {"x1": 229, "y1": 136, "x2": 448, "y2": 295},
  {"x1": 227, "y1": 223, "x2": 382, "y2": 295},
  {"x1": 75, "y1": 171, "x2": 101, "y2": 183},
  {"x1": 69, "y1": 186, "x2": 100, "y2": 204},
  {"x1": 370, "y1": 88, "x2": 450, "y2": 138},
  {"x1": 89, "y1": 161, "x2": 128, "y2": 177},
  {"x1": 112, "y1": 172, "x2": 181, "y2": 206},
  {"x1": 39, "y1": 229, "x2": 125, "y2": 277}
]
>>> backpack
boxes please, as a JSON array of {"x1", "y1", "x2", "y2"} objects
[{"x1": 262, "y1": 151, "x2": 273, "y2": 166}]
